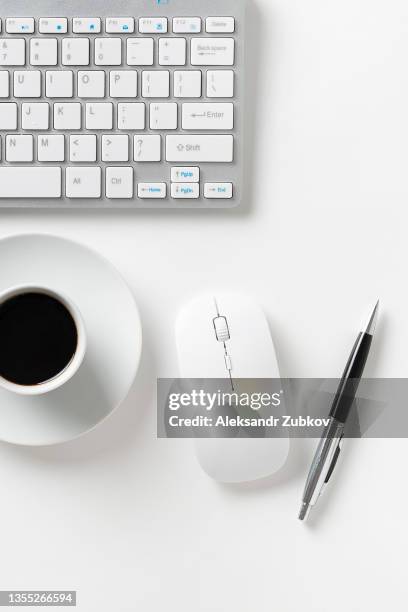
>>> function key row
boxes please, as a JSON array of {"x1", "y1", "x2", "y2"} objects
[{"x1": 0, "y1": 17, "x2": 235, "y2": 35}]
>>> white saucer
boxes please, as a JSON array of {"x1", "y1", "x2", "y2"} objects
[{"x1": 0, "y1": 234, "x2": 142, "y2": 446}]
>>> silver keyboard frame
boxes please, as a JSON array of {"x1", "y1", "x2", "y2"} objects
[{"x1": 0, "y1": 0, "x2": 245, "y2": 209}]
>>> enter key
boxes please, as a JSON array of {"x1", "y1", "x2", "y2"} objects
[{"x1": 182, "y1": 103, "x2": 234, "y2": 130}]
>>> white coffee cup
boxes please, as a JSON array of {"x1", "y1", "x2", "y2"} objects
[{"x1": 0, "y1": 285, "x2": 86, "y2": 396}]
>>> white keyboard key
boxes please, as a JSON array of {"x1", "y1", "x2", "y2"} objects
[
  {"x1": 0, "y1": 167, "x2": 61, "y2": 198},
  {"x1": 0, "y1": 103, "x2": 17, "y2": 129},
  {"x1": 171, "y1": 183, "x2": 199, "y2": 199},
  {"x1": 37, "y1": 134, "x2": 65, "y2": 161},
  {"x1": 70, "y1": 134, "x2": 97, "y2": 162},
  {"x1": 30, "y1": 39, "x2": 58, "y2": 66},
  {"x1": 182, "y1": 103, "x2": 234, "y2": 130},
  {"x1": 39, "y1": 18, "x2": 68, "y2": 34},
  {"x1": 106, "y1": 18, "x2": 134, "y2": 34},
  {"x1": 46, "y1": 71, "x2": 73, "y2": 98},
  {"x1": 134, "y1": 135, "x2": 161, "y2": 161},
  {"x1": 14, "y1": 71, "x2": 41, "y2": 98},
  {"x1": 6, "y1": 18, "x2": 34, "y2": 34},
  {"x1": 206, "y1": 17, "x2": 235, "y2": 33},
  {"x1": 0, "y1": 39, "x2": 25, "y2": 66},
  {"x1": 66, "y1": 167, "x2": 101, "y2": 198},
  {"x1": 73, "y1": 18, "x2": 101, "y2": 34},
  {"x1": 204, "y1": 182, "x2": 233, "y2": 198},
  {"x1": 207, "y1": 70, "x2": 234, "y2": 98},
  {"x1": 170, "y1": 166, "x2": 199, "y2": 182},
  {"x1": 53, "y1": 102, "x2": 81, "y2": 130},
  {"x1": 173, "y1": 17, "x2": 201, "y2": 34},
  {"x1": 0, "y1": 71, "x2": 9, "y2": 97},
  {"x1": 22, "y1": 103, "x2": 49, "y2": 130},
  {"x1": 173, "y1": 71, "x2": 201, "y2": 98},
  {"x1": 85, "y1": 102, "x2": 113, "y2": 129},
  {"x1": 139, "y1": 18, "x2": 167, "y2": 34},
  {"x1": 159, "y1": 38, "x2": 186, "y2": 66},
  {"x1": 118, "y1": 103, "x2": 145, "y2": 130},
  {"x1": 78, "y1": 70, "x2": 105, "y2": 98},
  {"x1": 106, "y1": 167, "x2": 133, "y2": 198},
  {"x1": 102, "y1": 134, "x2": 129, "y2": 162},
  {"x1": 62, "y1": 38, "x2": 90, "y2": 66},
  {"x1": 138, "y1": 182, "x2": 166, "y2": 198},
  {"x1": 127, "y1": 38, "x2": 154, "y2": 66},
  {"x1": 110, "y1": 70, "x2": 137, "y2": 97},
  {"x1": 6, "y1": 135, "x2": 33, "y2": 162},
  {"x1": 142, "y1": 71, "x2": 170, "y2": 98},
  {"x1": 166, "y1": 135, "x2": 233, "y2": 162},
  {"x1": 95, "y1": 38, "x2": 122, "y2": 66},
  {"x1": 191, "y1": 38, "x2": 234, "y2": 66},
  {"x1": 150, "y1": 102, "x2": 177, "y2": 130}
]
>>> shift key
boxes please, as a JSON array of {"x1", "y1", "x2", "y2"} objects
[{"x1": 166, "y1": 135, "x2": 233, "y2": 162}]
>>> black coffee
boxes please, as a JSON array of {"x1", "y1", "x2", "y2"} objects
[{"x1": 0, "y1": 292, "x2": 78, "y2": 386}]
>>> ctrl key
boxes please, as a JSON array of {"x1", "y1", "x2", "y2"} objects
[
  {"x1": 106, "y1": 167, "x2": 133, "y2": 199},
  {"x1": 204, "y1": 182, "x2": 233, "y2": 199}
]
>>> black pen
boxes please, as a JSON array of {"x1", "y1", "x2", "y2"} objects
[{"x1": 298, "y1": 301, "x2": 379, "y2": 521}]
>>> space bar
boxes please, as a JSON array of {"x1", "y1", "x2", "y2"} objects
[{"x1": 0, "y1": 167, "x2": 61, "y2": 198}]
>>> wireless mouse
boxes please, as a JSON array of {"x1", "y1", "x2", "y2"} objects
[{"x1": 176, "y1": 293, "x2": 289, "y2": 483}]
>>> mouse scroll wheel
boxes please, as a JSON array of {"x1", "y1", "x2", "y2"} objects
[{"x1": 213, "y1": 316, "x2": 230, "y2": 342}]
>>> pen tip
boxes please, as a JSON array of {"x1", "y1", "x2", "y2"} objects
[
  {"x1": 298, "y1": 504, "x2": 310, "y2": 521},
  {"x1": 364, "y1": 300, "x2": 380, "y2": 336}
]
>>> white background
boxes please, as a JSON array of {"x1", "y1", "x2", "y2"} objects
[{"x1": 0, "y1": 0, "x2": 407, "y2": 610}]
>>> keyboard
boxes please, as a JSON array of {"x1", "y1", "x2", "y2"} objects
[{"x1": 0, "y1": 0, "x2": 245, "y2": 209}]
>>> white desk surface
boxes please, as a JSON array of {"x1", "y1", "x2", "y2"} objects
[{"x1": 0, "y1": 1, "x2": 407, "y2": 609}]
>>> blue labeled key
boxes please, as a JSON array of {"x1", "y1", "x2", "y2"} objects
[
  {"x1": 39, "y1": 18, "x2": 68, "y2": 33},
  {"x1": 106, "y1": 18, "x2": 135, "y2": 33}
]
